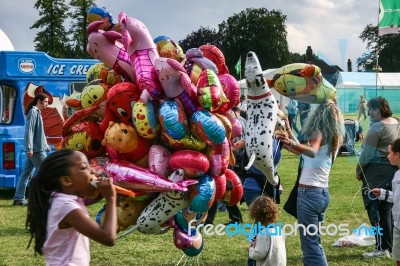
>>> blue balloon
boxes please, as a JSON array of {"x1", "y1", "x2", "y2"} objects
[
  {"x1": 189, "y1": 175, "x2": 215, "y2": 213},
  {"x1": 191, "y1": 110, "x2": 226, "y2": 145},
  {"x1": 159, "y1": 101, "x2": 188, "y2": 139}
]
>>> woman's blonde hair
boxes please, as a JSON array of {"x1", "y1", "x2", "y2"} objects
[
  {"x1": 248, "y1": 195, "x2": 279, "y2": 225},
  {"x1": 301, "y1": 99, "x2": 345, "y2": 156}
]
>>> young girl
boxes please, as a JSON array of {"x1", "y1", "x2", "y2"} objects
[
  {"x1": 372, "y1": 137, "x2": 400, "y2": 265},
  {"x1": 26, "y1": 149, "x2": 117, "y2": 265},
  {"x1": 248, "y1": 195, "x2": 286, "y2": 266}
]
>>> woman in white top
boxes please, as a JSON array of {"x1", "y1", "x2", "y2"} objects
[{"x1": 278, "y1": 100, "x2": 344, "y2": 266}]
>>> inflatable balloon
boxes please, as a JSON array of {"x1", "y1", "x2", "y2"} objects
[
  {"x1": 161, "y1": 132, "x2": 207, "y2": 151},
  {"x1": 99, "y1": 81, "x2": 141, "y2": 133},
  {"x1": 119, "y1": 12, "x2": 163, "y2": 101},
  {"x1": 199, "y1": 44, "x2": 229, "y2": 75},
  {"x1": 216, "y1": 73, "x2": 240, "y2": 113},
  {"x1": 154, "y1": 35, "x2": 185, "y2": 62},
  {"x1": 188, "y1": 175, "x2": 215, "y2": 213},
  {"x1": 159, "y1": 101, "x2": 188, "y2": 140},
  {"x1": 267, "y1": 63, "x2": 336, "y2": 104},
  {"x1": 102, "y1": 122, "x2": 152, "y2": 166},
  {"x1": 244, "y1": 51, "x2": 278, "y2": 185},
  {"x1": 148, "y1": 145, "x2": 172, "y2": 177},
  {"x1": 86, "y1": 63, "x2": 122, "y2": 85},
  {"x1": 80, "y1": 80, "x2": 111, "y2": 117},
  {"x1": 174, "y1": 207, "x2": 208, "y2": 236},
  {"x1": 224, "y1": 110, "x2": 243, "y2": 139},
  {"x1": 133, "y1": 100, "x2": 159, "y2": 139},
  {"x1": 105, "y1": 159, "x2": 197, "y2": 192},
  {"x1": 116, "y1": 196, "x2": 151, "y2": 232},
  {"x1": 197, "y1": 69, "x2": 228, "y2": 112},
  {"x1": 222, "y1": 169, "x2": 243, "y2": 206},
  {"x1": 212, "y1": 174, "x2": 226, "y2": 200},
  {"x1": 62, "y1": 120, "x2": 105, "y2": 159},
  {"x1": 182, "y1": 48, "x2": 218, "y2": 84},
  {"x1": 169, "y1": 150, "x2": 210, "y2": 178},
  {"x1": 87, "y1": 21, "x2": 136, "y2": 82},
  {"x1": 206, "y1": 137, "x2": 230, "y2": 176},
  {"x1": 173, "y1": 227, "x2": 204, "y2": 257},
  {"x1": 191, "y1": 110, "x2": 226, "y2": 146},
  {"x1": 154, "y1": 57, "x2": 200, "y2": 116},
  {"x1": 134, "y1": 169, "x2": 190, "y2": 234}
]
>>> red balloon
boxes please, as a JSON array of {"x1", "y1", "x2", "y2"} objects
[
  {"x1": 169, "y1": 150, "x2": 210, "y2": 178},
  {"x1": 216, "y1": 74, "x2": 240, "y2": 113},
  {"x1": 222, "y1": 169, "x2": 243, "y2": 206},
  {"x1": 212, "y1": 174, "x2": 226, "y2": 200}
]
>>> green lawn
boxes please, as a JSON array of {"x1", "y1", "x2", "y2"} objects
[{"x1": 0, "y1": 114, "x2": 396, "y2": 265}]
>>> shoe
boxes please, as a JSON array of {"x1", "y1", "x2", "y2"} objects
[
  {"x1": 362, "y1": 249, "x2": 390, "y2": 258},
  {"x1": 12, "y1": 200, "x2": 27, "y2": 206}
]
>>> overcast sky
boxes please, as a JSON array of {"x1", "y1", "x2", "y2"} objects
[{"x1": 0, "y1": 0, "x2": 377, "y2": 71}]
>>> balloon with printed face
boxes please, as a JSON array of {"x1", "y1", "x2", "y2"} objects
[
  {"x1": 173, "y1": 227, "x2": 204, "y2": 257},
  {"x1": 174, "y1": 206, "x2": 208, "y2": 236},
  {"x1": 86, "y1": 63, "x2": 123, "y2": 85},
  {"x1": 159, "y1": 101, "x2": 188, "y2": 140},
  {"x1": 148, "y1": 145, "x2": 172, "y2": 176},
  {"x1": 169, "y1": 150, "x2": 210, "y2": 178},
  {"x1": 267, "y1": 63, "x2": 336, "y2": 104}
]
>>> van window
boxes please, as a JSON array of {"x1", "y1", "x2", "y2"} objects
[{"x1": 1, "y1": 85, "x2": 17, "y2": 124}]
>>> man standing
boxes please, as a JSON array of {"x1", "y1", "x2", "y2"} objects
[
  {"x1": 12, "y1": 93, "x2": 50, "y2": 206},
  {"x1": 238, "y1": 95, "x2": 247, "y2": 119},
  {"x1": 297, "y1": 101, "x2": 311, "y2": 143},
  {"x1": 286, "y1": 98, "x2": 300, "y2": 134}
]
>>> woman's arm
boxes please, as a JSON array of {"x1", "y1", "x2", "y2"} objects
[
  {"x1": 279, "y1": 129, "x2": 322, "y2": 158},
  {"x1": 355, "y1": 125, "x2": 380, "y2": 179}
]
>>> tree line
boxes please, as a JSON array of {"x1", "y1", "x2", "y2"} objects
[{"x1": 32, "y1": 1, "x2": 397, "y2": 73}]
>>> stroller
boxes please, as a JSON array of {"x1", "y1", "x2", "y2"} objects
[{"x1": 338, "y1": 119, "x2": 362, "y2": 156}]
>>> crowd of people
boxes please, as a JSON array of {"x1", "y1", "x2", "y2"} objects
[{"x1": 9, "y1": 6, "x2": 400, "y2": 265}]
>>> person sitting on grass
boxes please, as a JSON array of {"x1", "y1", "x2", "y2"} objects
[
  {"x1": 247, "y1": 195, "x2": 286, "y2": 266},
  {"x1": 372, "y1": 137, "x2": 400, "y2": 266},
  {"x1": 26, "y1": 149, "x2": 117, "y2": 265}
]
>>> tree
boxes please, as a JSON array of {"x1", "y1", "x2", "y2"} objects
[
  {"x1": 357, "y1": 24, "x2": 400, "y2": 72},
  {"x1": 68, "y1": 0, "x2": 95, "y2": 59},
  {"x1": 218, "y1": 8, "x2": 290, "y2": 76},
  {"x1": 178, "y1": 27, "x2": 221, "y2": 52},
  {"x1": 31, "y1": 0, "x2": 72, "y2": 57}
]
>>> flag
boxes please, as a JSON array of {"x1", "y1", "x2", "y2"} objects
[
  {"x1": 379, "y1": 0, "x2": 400, "y2": 36},
  {"x1": 235, "y1": 56, "x2": 241, "y2": 75}
]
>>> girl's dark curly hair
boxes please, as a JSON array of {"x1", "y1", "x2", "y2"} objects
[
  {"x1": 367, "y1": 97, "x2": 393, "y2": 118},
  {"x1": 26, "y1": 149, "x2": 75, "y2": 255},
  {"x1": 248, "y1": 195, "x2": 279, "y2": 225}
]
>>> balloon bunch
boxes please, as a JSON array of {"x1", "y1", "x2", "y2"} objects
[{"x1": 61, "y1": 11, "x2": 245, "y2": 257}]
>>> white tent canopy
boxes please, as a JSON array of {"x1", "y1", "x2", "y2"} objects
[
  {"x1": 336, "y1": 72, "x2": 400, "y2": 89},
  {"x1": 0, "y1": 28, "x2": 14, "y2": 51}
]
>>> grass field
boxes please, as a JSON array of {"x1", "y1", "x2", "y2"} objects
[{"x1": 0, "y1": 114, "x2": 396, "y2": 265}]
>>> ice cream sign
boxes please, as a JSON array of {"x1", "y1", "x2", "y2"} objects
[{"x1": 18, "y1": 58, "x2": 35, "y2": 73}]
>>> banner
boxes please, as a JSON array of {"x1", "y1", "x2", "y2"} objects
[{"x1": 379, "y1": 0, "x2": 400, "y2": 36}]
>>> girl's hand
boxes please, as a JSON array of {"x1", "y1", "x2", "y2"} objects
[
  {"x1": 371, "y1": 188, "x2": 381, "y2": 197},
  {"x1": 97, "y1": 177, "x2": 116, "y2": 200}
]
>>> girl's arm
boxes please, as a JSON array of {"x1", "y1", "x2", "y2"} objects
[
  {"x1": 279, "y1": 130, "x2": 322, "y2": 158},
  {"x1": 249, "y1": 233, "x2": 270, "y2": 260},
  {"x1": 64, "y1": 178, "x2": 117, "y2": 246}
]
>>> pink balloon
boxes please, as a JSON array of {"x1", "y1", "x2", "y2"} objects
[
  {"x1": 148, "y1": 145, "x2": 172, "y2": 176},
  {"x1": 212, "y1": 174, "x2": 227, "y2": 200},
  {"x1": 105, "y1": 159, "x2": 197, "y2": 192},
  {"x1": 207, "y1": 137, "x2": 230, "y2": 176},
  {"x1": 224, "y1": 110, "x2": 243, "y2": 139},
  {"x1": 216, "y1": 73, "x2": 240, "y2": 113}
]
